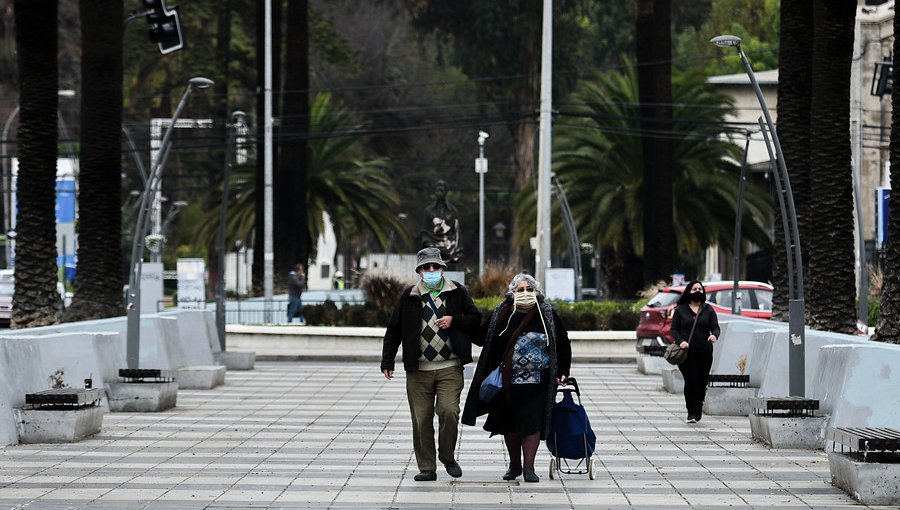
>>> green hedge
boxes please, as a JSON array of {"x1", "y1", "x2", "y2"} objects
[{"x1": 305, "y1": 297, "x2": 641, "y2": 330}]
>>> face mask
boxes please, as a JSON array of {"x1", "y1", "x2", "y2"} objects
[
  {"x1": 690, "y1": 291, "x2": 705, "y2": 302},
  {"x1": 422, "y1": 271, "x2": 442, "y2": 287},
  {"x1": 514, "y1": 290, "x2": 537, "y2": 308}
]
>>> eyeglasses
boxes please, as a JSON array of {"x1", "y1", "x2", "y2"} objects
[
  {"x1": 420, "y1": 264, "x2": 442, "y2": 271},
  {"x1": 514, "y1": 286, "x2": 535, "y2": 293}
]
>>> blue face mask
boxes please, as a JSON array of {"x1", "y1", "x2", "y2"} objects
[{"x1": 422, "y1": 271, "x2": 442, "y2": 287}]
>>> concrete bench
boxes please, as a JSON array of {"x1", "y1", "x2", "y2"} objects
[
  {"x1": 827, "y1": 426, "x2": 900, "y2": 505},
  {"x1": 17, "y1": 388, "x2": 104, "y2": 443},
  {"x1": 704, "y1": 374, "x2": 757, "y2": 416},
  {"x1": 107, "y1": 369, "x2": 177, "y2": 412},
  {"x1": 749, "y1": 397, "x2": 825, "y2": 448}
]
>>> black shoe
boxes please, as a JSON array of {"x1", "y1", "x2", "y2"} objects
[
  {"x1": 503, "y1": 466, "x2": 522, "y2": 480},
  {"x1": 695, "y1": 412, "x2": 702, "y2": 422},
  {"x1": 686, "y1": 415, "x2": 697, "y2": 423},
  {"x1": 414, "y1": 471, "x2": 437, "y2": 481},
  {"x1": 523, "y1": 468, "x2": 539, "y2": 483},
  {"x1": 438, "y1": 456, "x2": 462, "y2": 478}
]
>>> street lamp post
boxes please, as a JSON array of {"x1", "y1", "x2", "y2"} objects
[
  {"x1": 712, "y1": 35, "x2": 806, "y2": 396},
  {"x1": 476, "y1": 131, "x2": 489, "y2": 276},
  {"x1": 215, "y1": 110, "x2": 245, "y2": 351},
  {"x1": 125, "y1": 76, "x2": 213, "y2": 369},
  {"x1": 731, "y1": 128, "x2": 757, "y2": 315}
]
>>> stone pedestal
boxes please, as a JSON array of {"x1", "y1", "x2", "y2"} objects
[
  {"x1": 661, "y1": 366, "x2": 684, "y2": 394},
  {"x1": 749, "y1": 414, "x2": 827, "y2": 449},
  {"x1": 637, "y1": 354, "x2": 669, "y2": 375},
  {"x1": 703, "y1": 386, "x2": 758, "y2": 416},
  {"x1": 176, "y1": 365, "x2": 226, "y2": 389},
  {"x1": 829, "y1": 452, "x2": 900, "y2": 506},
  {"x1": 16, "y1": 406, "x2": 104, "y2": 443},
  {"x1": 215, "y1": 351, "x2": 256, "y2": 370},
  {"x1": 107, "y1": 382, "x2": 177, "y2": 412}
]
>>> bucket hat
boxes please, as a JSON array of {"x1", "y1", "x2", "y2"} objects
[{"x1": 416, "y1": 247, "x2": 447, "y2": 271}]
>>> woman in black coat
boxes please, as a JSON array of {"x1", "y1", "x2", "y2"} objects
[
  {"x1": 461, "y1": 274, "x2": 571, "y2": 483},
  {"x1": 670, "y1": 280, "x2": 720, "y2": 423}
]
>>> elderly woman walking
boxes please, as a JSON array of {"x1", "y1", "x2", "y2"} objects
[{"x1": 462, "y1": 274, "x2": 571, "y2": 483}]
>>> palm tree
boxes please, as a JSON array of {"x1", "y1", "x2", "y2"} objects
[
  {"x1": 805, "y1": 2, "x2": 857, "y2": 333},
  {"x1": 517, "y1": 62, "x2": 772, "y2": 298},
  {"x1": 196, "y1": 93, "x2": 409, "y2": 264},
  {"x1": 64, "y1": 0, "x2": 124, "y2": 322},
  {"x1": 772, "y1": 0, "x2": 813, "y2": 322},
  {"x1": 11, "y1": 0, "x2": 61, "y2": 328}
]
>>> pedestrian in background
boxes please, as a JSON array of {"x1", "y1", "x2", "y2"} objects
[
  {"x1": 287, "y1": 263, "x2": 306, "y2": 323},
  {"x1": 462, "y1": 273, "x2": 571, "y2": 483},
  {"x1": 671, "y1": 280, "x2": 720, "y2": 423},
  {"x1": 381, "y1": 247, "x2": 482, "y2": 481}
]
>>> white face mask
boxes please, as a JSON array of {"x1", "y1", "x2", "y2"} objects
[{"x1": 513, "y1": 290, "x2": 537, "y2": 308}]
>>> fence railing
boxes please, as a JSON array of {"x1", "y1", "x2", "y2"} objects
[{"x1": 156, "y1": 297, "x2": 366, "y2": 325}]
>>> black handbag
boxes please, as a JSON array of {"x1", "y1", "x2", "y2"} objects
[{"x1": 664, "y1": 307, "x2": 699, "y2": 365}]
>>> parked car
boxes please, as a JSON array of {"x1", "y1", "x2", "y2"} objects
[{"x1": 635, "y1": 280, "x2": 773, "y2": 354}]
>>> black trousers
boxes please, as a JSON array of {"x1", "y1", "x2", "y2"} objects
[{"x1": 678, "y1": 349, "x2": 713, "y2": 416}]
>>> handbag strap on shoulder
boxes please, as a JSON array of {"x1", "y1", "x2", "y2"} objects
[{"x1": 685, "y1": 304, "x2": 701, "y2": 344}]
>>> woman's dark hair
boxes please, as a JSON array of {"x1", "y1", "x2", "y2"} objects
[{"x1": 676, "y1": 280, "x2": 706, "y2": 306}]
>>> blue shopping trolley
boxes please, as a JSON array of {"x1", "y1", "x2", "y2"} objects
[{"x1": 546, "y1": 377, "x2": 596, "y2": 479}]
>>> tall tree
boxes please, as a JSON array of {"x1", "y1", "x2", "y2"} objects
[
  {"x1": 64, "y1": 0, "x2": 124, "y2": 321},
  {"x1": 11, "y1": 0, "x2": 61, "y2": 328},
  {"x1": 275, "y1": 0, "x2": 310, "y2": 274},
  {"x1": 635, "y1": 0, "x2": 674, "y2": 285},
  {"x1": 874, "y1": 7, "x2": 900, "y2": 344},
  {"x1": 773, "y1": 0, "x2": 813, "y2": 321},
  {"x1": 805, "y1": 1, "x2": 856, "y2": 333}
]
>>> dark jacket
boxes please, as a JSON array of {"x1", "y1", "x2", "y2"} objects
[
  {"x1": 380, "y1": 279, "x2": 482, "y2": 372},
  {"x1": 670, "y1": 302, "x2": 720, "y2": 355},
  {"x1": 461, "y1": 297, "x2": 572, "y2": 439},
  {"x1": 287, "y1": 272, "x2": 306, "y2": 298}
]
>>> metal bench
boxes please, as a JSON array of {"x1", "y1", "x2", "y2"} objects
[
  {"x1": 119, "y1": 368, "x2": 175, "y2": 383},
  {"x1": 750, "y1": 396, "x2": 819, "y2": 417},
  {"x1": 25, "y1": 388, "x2": 104, "y2": 410},
  {"x1": 707, "y1": 374, "x2": 749, "y2": 388},
  {"x1": 827, "y1": 427, "x2": 900, "y2": 463}
]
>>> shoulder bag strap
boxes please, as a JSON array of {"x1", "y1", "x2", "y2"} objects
[{"x1": 685, "y1": 305, "x2": 700, "y2": 345}]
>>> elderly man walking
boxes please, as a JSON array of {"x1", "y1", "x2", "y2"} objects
[{"x1": 381, "y1": 247, "x2": 482, "y2": 481}]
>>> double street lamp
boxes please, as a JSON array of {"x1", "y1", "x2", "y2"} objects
[
  {"x1": 711, "y1": 35, "x2": 806, "y2": 396},
  {"x1": 125, "y1": 76, "x2": 213, "y2": 369}
]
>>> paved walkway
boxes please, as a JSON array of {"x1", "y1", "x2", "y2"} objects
[{"x1": 0, "y1": 362, "x2": 891, "y2": 509}]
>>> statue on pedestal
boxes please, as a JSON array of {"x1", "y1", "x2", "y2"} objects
[{"x1": 419, "y1": 180, "x2": 462, "y2": 264}]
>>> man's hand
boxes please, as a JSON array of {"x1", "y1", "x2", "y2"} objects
[
  {"x1": 435, "y1": 316, "x2": 453, "y2": 329},
  {"x1": 382, "y1": 369, "x2": 393, "y2": 380}
]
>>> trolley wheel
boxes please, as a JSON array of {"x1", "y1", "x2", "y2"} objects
[
  {"x1": 549, "y1": 458, "x2": 556, "y2": 479},
  {"x1": 588, "y1": 458, "x2": 595, "y2": 480}
]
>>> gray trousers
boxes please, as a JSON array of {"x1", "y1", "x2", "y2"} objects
[{"x1": 405, "y1": 365, "x2": 464, "y2": 472}]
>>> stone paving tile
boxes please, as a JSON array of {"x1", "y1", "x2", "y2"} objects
[{"x1": 0, "y1": 362, "x2": 893, "y2": 509}]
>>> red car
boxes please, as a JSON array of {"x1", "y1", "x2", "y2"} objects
[{"x1": 635, "y1": 280, "x2": 773, "y2": 354}]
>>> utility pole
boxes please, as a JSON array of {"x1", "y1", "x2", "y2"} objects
[
  {"x1": 476, "y1": 131, "x2": 489, "y2": 276},
  {"x1": 263, "y1": 0, "x2": 274, "y2": 323},
  {"x1": 535, "y1": 0, "x2": 553, "y2": 289}
]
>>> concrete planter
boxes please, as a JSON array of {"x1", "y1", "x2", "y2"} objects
[
  {"x1": 749, "y1": 414, "x2": 827, "y2": 449},
  {"x1": 176, "y1": 365, "x2": 226, "y2": 389},
  {"x1": 16, "y1": 406, "x2": 103, "y2": 443},
  {"x1": 661, "y1": 366, "x2": 684, "y2": 394},
  {"x1": 107, "y1": 382, "x2": 177, "y2": 412},
  {"x1": 828, "y1": 451, "x2": 900, "y2": 506},
  {"x1": 637, "y1": 354, "x2": 669, "y2": 375},
  {"x1": 703, "y1": 386, "x2": 758, "y2": 416}
]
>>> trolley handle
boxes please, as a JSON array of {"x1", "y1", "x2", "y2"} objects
[{"x1": 558, "y1": 376, "x2": 580, "y2": 396}]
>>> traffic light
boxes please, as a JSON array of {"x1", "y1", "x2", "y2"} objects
[{"x1": 143, "y1": 0, "x2": 184, "y2": 55}]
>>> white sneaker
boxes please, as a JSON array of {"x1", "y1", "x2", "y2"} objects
[{"x1": 686, "y1": 416, "x2": 697, "y2": 423}]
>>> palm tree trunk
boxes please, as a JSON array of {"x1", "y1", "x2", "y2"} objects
[
  {"x1": 11, "y1": 0, "x2": 61, "y2": 328},
  {"x1": 773, "y1": 0, "x2": 813, "y2": 322},
  {"x1": 64, "y1": 0, "x2": 125, "y2": 322},
  {"x1": 806, "y1": 0, "x2": 856, "y2": 333},
  {"x1": 635, "y1": 0, "x2": 674, "y2": 285},
  {"x1": 874, "y1": 9, "x2": 900, "y2": 344}
]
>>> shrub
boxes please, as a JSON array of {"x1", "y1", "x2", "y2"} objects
[
  {"x1": 470, "y1": 265, "x2": 517, "y2": 298},
  {"x1": 361, "y1": 273, "x2": 408, "y2": 310}
]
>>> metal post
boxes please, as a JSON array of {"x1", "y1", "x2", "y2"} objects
[
  {"x1": 476, "y1": 131, "x2": 488, "y2": 276},
  {"x1": 535, "y1": 0, "x2": 553, "y2": 289},
  {"x1": 263, "y1": 0, "x2": 274, "y2": 324},
  {"x1": 125, "y1": 77, "x2": 213, "y2": 369},
  {"x1": 216, "y1": 111, "x2": 243, "y2": 351},
  {"x1": 712, "y1": 34, "x2": 805, "y2": 396},
  {"x1": 732, "y1": 130, "x2": 755, "y2": 314},
  {"x1": 553, "y1": 174, "x2": 582, "y2": 301}
]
